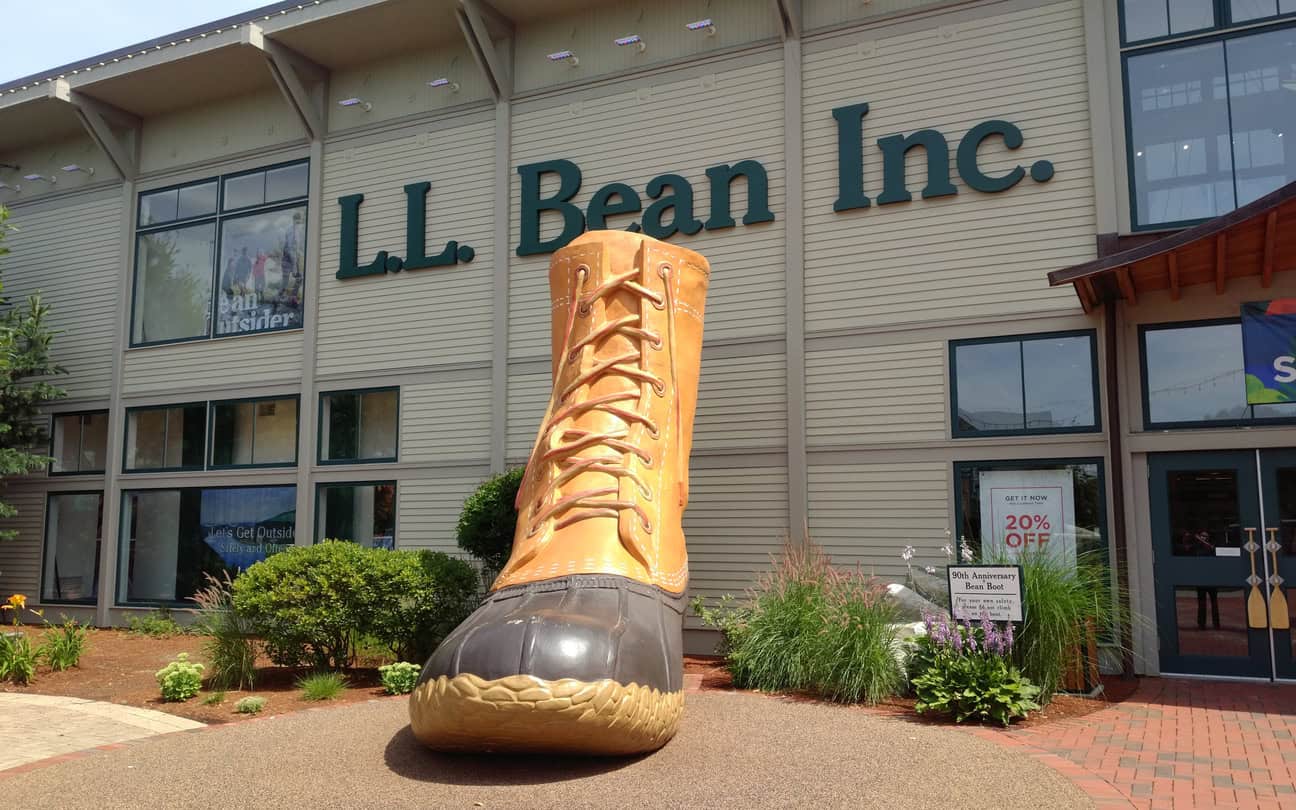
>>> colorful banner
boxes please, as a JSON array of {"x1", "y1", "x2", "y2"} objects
[
  {"x1": 1241, "y1": 299, "x2": 1296, "y2": 406},
  {"x1": 978, "y1": 469, "x2": 1076, "y2": 568},
  {"x1": 200, "y1": 486, "x2": 296, "y2": 571}
]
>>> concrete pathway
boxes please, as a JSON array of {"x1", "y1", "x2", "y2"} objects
[
  {"x1": 0, "y1": 691, "x2": 1086, "y2": 809},
  {"x1": 0, "y1": 693, "x2": 203, "y2": 772},
  {"x1": 968, "y1": 678, "x2": 1296, "y2": 810}
]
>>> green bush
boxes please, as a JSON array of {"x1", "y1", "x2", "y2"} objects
[
  {"x1": 695, "y1": 543, "x2": 904, "y2": 705},
  {"x1": 0, "y1": 633, "x2": 39, "y2": 684},
  {"x1": 190, "y1": 572, "x2": 258, "y2": 691},
  {"x1": 156, "y1": 653, "x2": 204, "y2": 702},
  {"x1": 232, "y1": 542, "x2": 478, "y2": 670},
  {"x1": 910, "y1": 615, "x2": 1040, "y2": 726},
  {"x1": 41, "y1": 618, "x2": 89, "y2": 671},
  {"x1": 379, "y1": 661, "x2": 421, "y2": 695},
  {"x1": 202, "y1": 691, "x2": 226, "y2": 706},
  {"x1": 1005, "y1": 550, "x2": 1126, "y2": 703},
  {"x1": 127, "y1": 609, "x2": 187, "y2": 638},
  {"x1": 456, "y1": 467, "x2": 525, "y2": 576},
  {"x1": 297, "y1": 671, "x2": 348, "y2": 701},
  {"x1": 235, "y1": 696, "x2": 266, "y2": 715}
]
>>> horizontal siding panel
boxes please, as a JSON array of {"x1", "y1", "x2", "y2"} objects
[
  {"x1": 808, "y1": 459, "x2": 950, "y2": 580},
  {"x1": 3, "y1": 195, "x2": 121, "y2": 400},
  {"x1": 506, "y1": 370, "x2": 551, "y2": 463},
  {"x1": 510, "y1": 56, "x2": 786, "y2": 358},
  {"x1": 401, "y1": 376, "x2": 492, "y2": 465},
  {"x1": 694, "y1": 353, "x2": 787, "y2": 451},
  {"x1": 802, "y1": 0, "x2": 1096, "y2": 333},
  {"x1": 123, "y1": 331, "x2": 303, "y2": 395},
  {"x1": 0, "y1": 486, "x2": 48, "y2": 600},
  {"x1": 806, "y1": 342, "x2": 946, "y2": 445},
  {"x1": 398, "y1": 474, "x2": 485, "y2": 555},
  {"x1": 317, "y1": 119, "x2": 496, "y2": 375}
]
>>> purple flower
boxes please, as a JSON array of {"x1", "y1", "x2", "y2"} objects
[
  {"x1": 1004, "y1": 621, "x2": 1014, "y2": 652},
  {"x1": 951, "y1": 628, "x2": 963, "y2": 654}
]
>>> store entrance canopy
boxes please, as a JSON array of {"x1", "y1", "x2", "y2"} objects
[{"x1": 1048, "y1": 181, "x2": 1296, "y2": 312}]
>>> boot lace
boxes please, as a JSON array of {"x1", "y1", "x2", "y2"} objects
[{"x1": 521, "y1": 259, "x2": 681, "y2": 552}]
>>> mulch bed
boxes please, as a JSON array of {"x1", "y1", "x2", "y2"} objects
[
  {"x1": 0, "y1": 627, "x2": 393, "y2": 725},
  {"x1": 683, "y1": 654, "x2": 1140, "y2": 729}
]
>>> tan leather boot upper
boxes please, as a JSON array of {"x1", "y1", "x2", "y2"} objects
[{"x1": 493, "y1": 231, "x2": 709, "y2": 595}]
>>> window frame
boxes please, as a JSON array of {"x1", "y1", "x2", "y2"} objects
[
  {"x1": 1118, "y1": 0, "x2": 1296, "y2": 47},
  {"x1": 948, "y1": 329, "x2": 1102, "y2": 439},
  {"x1": 40, "y1": 489, "x2": 105, "y2": 606},
  {"x1": 121, "y1": 401, "x2": 209, "y2": 474},
  {"x1": 1119, "y1": 12, "x2": 1296, "y2": 231},
  {"x1": 129, "y1": 158, "x2": 309, "y2": 349},
  {"x1": 48, "y1": 409, "x2": 110, "y2": 476},
  {"x1": 951, "y1": 456, "x2": 1112, "y2": 564},
  {"x1": 207, "y1": 394, "x2": 302, "y2": 470},
  {"x1": 313, "y1": 480, "x2": 398, "y2": 546},
  {"x1": 316, "y1": 386, "x2": 401, "y2": 465},
  {"x1": 114, "y1": 483, "x2": 298, "y2": 608},
  {"x1": 1138, "y1": 317, "x2": 1296, "y2": 429}
]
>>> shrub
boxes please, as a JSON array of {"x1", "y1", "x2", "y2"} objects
[
  {"x1": 232, "y1": 542, "x2": 478, "y2": 670},
  {"x1": 369, "y1": 550, "x2": 479, "y2": 663},
  {"x1": 456, "y1": 467, "x2": 525, "y2": 576},
  {"x1": 0, "y1": 633, "x2": 39, "y2": 684},
  {"x1": 156, "y1": 653, "x2": 204, "y2": 702},
  {"x1": 202, "y1": 691, "x2": 226, "y2": 706},
  {"x1": 379, "y1": 662, "x2": 421, "y2": 695},
  {"x1": 127, "y1": 609, "x2": 187, "y2": 638},
  {"x1": 41, "y1": 618, "x2": 89, "y2": 671},
  {"x1": 235, "y1": 696, "x2": 266, "y2": 715},
  {"x1": 696, "y1": 542, "x2": 904, "y2": 704},
  {"x1": 190, "y1": 572, "x2": 258, "y2": 691},
  {"x1": 298, "y1": 671, "x2": 348, "y2": 701},
  {"x1": 910, "y1": 614, "x2": 1040, "y2": 726},
  {"x1": 1006, "y1": 550, "x2": 1127, "y2": 703}
]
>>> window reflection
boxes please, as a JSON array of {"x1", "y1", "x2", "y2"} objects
[{"x1": 952, "y1": 333, "x2": 1097, "y2": 435}]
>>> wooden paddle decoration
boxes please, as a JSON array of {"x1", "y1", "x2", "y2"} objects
[
  {"x1": 1266, "y1": 528, "x2": 1289, "y2": 631},
  {"x1": 1245, "y1": 528, "x2": 1268, "y2": 630}
]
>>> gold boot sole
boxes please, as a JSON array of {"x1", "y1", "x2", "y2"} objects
[{"x1": 408, "y1": 672, "x2": 684, "y2": 756}]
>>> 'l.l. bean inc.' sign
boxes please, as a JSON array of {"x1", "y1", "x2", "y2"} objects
[{"x1": 335, "y1": 102, "x2": 1055, "y2": 278}]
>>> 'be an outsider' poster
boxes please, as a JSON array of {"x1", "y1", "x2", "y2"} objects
[{"x1": 1241, "y1": 299, "x2": 1296, "y2": 406}]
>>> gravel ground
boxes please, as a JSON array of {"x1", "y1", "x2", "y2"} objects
[{"x1": 3, "y1": 691, "x2": 1089, "y2": 809}]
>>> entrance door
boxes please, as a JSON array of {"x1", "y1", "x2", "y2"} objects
[
  {"x1": 1151, "y1": 450, "x2": 1296, "y2": 680},
  {"x1": 1260, "y1": 450, "x2": 1296, "y2": 680}
]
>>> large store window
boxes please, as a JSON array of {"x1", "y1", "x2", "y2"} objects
[
  {"x1": 319, "y1": 388, "x2": 399, "y2": 463},
  {"x1": 124, "y1": 404, "x2": 207, "y2": 471},
  {"x1": 1141, "y1": 319, "x2": 1296, "y2": 427},
  {"x1": 1122, "y1": 4, "x2": 1296, "y2": 228},
  {"x1": 117, "y1": 485, "x2": 296, "y2": 605},
  {"x1": 42, "y1": 492, "x2": 104, "y2": 604},
  {"x1": 316, "y1": 482, "x2": 396, "y2": 548},
  {"x1": 131, "y1": 161, "x2": 308, "y2": 346},
  {"x1": 210, "y1": 396, "x2": 299, "y2": 468},
  {"x1": 950, "y1": 331, "x2": 1100, "y2": 437},
  {"x1": 50, "y1": 411, "x2": 109, "y2": 474},
  {"x1": 954, "y1": 459, "x2": 1109, "y2": 564}
]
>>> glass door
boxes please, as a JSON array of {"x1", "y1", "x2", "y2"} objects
[
  {"x1": 1260, "y1": 450, "x2": 1296, "y2": 681},
  {"x1": 1149, "y1": 452, "x2": 1270, "y2": 678}
]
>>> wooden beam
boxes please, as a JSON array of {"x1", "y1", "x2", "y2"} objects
[
  {"x1": 458, "y1": 0, "x2": 513, "y2": 102},
  {"x1": 1167, "y1": 252, "x2": 1180, "y2": 300},
  {"x1": 243, "y1": 24, "x2": 328, "y2": 142},
  {"x1": 1076, "y1": 277, "x2": 1098, "y2": 313},
  {"x1": 771, "y1": 0, "x2": 802, "y2": 40},
  {"x1": 1215, "y1": 233, "x2": 1227, "y2": 294},
  {"x1": 1116, "y1": 266, "x2": 1138, "y2": 305},
  {"x1": 48, "y1": 79, "x2": 141, "y2": 180},
  {"x1": 1262, "y1": 209, "x2": 1277, "y2": 288}
]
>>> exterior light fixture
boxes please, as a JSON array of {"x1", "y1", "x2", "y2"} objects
[
  {"x1": 337, "y1": 97, "x2": 372, "y2": 111},
  {"x1": 0, "y1": 182, "x2": 20, "y2": 192},
  {"x1": 428, "y1": 78, "x2": 460, "y2": 92},
  {"x1": 548, "y1": 50, "x2": 580, "y2": 67},
  {"x1": 615, "y1": 34, "x2": 646, "y2": 52},
  {"x1": 686, "y1": 18, "x2": 717, "y2": 36},
  {"x1": 61, "y1": 164, "x2": 95, "y2": 176},
  {"x1": 23, "y1": 173, "x2": 55, "y2": 185}
]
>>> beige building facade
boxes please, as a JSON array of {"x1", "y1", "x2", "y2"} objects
[{"x1": 1, "y1": 0, "x2": 1295, "y2": 677}]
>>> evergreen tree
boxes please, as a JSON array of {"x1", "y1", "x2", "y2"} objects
[{"x1": 0, "y1": 206, "x2": 67, "y2": 539}]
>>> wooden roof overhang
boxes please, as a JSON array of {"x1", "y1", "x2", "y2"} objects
[{"x1": 1048, "y1": 181, "x2": 1296, "y2": 312}]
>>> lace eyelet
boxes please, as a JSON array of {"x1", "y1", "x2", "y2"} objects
[
  {"x1": 641, "y1": 519, "x2": 652, "y2": 532},
  {"x1": 649, "y1": 334, "x2": 663, "y2": 350},
  {"x1": 640, "y1": 486, "x2": 653, "y2": 501},
  {"x1": 646, "y1": 424, "x2": 660, "y2": 439},
  {"x1": 652, "y1": 380, "x2": 666, "y2": 397},
  {"x1": 641, "y1": 455, "x2": 654, "y2": 468}
]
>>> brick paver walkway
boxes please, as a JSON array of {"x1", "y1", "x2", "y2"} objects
[
  {"x1": 0, "y1": 692, "x2": 203, "y2": 772},
  {"x1": 970, "y1": 678, "x2": 1296, "y2": 810}
]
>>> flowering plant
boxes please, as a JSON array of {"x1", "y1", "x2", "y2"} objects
[
  {"x1": 909, "y1": 612, "x2": 1040, "y2": 726},
  {"x1": 2, "y1": 593, "x2": 27, "y2": 626}
]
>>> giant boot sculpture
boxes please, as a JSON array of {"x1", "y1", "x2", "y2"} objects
[{"x1": 409, "y1": 230, "x2": 709, "y2": 755}]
